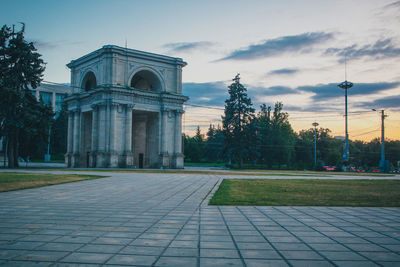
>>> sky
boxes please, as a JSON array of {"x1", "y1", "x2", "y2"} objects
[{"x1": 2, "y1": 0, "x2": 400, "y2": 141}]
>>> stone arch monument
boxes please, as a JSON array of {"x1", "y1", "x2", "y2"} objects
[{"x1": 64, "y1": 45, "x2": 188, "y2": 168}]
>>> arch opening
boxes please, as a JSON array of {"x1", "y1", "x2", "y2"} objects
[
  {"x1": 130, "y1": 70, "x2": 161, "y2": 92},
  {"x1": 81, "y1": 71, "x2": 97, "y2": 91}
]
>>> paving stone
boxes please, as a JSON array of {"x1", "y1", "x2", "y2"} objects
[
  {"x1": 320, "y1": 251, "x2": 367, "y2": 261},
  {"x1": 0, "y1": 249, "x2": 29, "y2": 260},
  {"x1": 200, "y1": 241, "x2": 236, "y2": 249},
  {"x1": 240, "y1": 249, "x2": 282, "y2": 259},
  {"x1": 0, "y1": 261, "x2": 52, "y2": 266},
  {"x1": 332, "y1": 260, "x2": 380, "y2": 267},
  {"x1": 119, "y1": 245, "x2": 164, "y2": 255},
  {"x1": 288, "y1": 260, "x2": 334, "y2": 267},
  {"x1": 36, "y1": 242, "x2": 83, "y2": 251},
  {"x1": 130, "y1": 238, "x2": 170, "y2": 247},
  {"x1": 77, "y1": 244, "x2": 124, "y2": 253},
  {"x1": 106, "y1": 254, "x2": 157, "y2": 265},
  {"x1": 359, "y1": 251, "x2": 400, "y2": 262},
  {"x1": 169, "y1": 240, "x2": 198, "y2": 248},
  {"x1": 272, "y1": 242, "x2": 310, "y2": 251},
  {"x1": 0, "y1": 241, "x2": 44, "y2": 250},
  {"x1": 244, "y1": 259, "x2": 288, "y2": 267},
  {"x1": 155, "y1": 256, "x2": 197, "y2": 267},
  {"x1": 308, "y1": 243, "x2": 350, "y2": 251},
  {"x1": 236, "y1": 242, "x2": 273, "y2": 250},
  {"x1": 200, "y1": 248, "x2": 240, "y2": 258},
  {"x1": 163, "y1": 247, "x2": 198, "y2": 257},
  {"x1": 280, "y1": 250, "x2": 324, "y2": 260},
  {"x1": 200, "y1": 257, "x2": 243, "y2": 267},
  {"x1": 14, "y1": 250, "x2": 69, "y2": 261}
]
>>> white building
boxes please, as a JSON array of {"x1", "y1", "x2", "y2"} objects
[{"x1": 64, "y1": 45, "x2": 188, "y2": 168}]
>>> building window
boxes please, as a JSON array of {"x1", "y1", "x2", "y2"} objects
[
  {"x1": 40, "y1": 92, "x2": 52, "y2": 106},
  {"x1": 55, "y1": 94, "x2": 65, "y2": 112}
]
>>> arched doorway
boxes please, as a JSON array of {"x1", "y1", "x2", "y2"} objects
[
  {"x1": 130, "y1": 70, "x2": 161, "y2": 91},
  {"x1": 81, "y1": 71, "x2": 97, "y2": 91}
]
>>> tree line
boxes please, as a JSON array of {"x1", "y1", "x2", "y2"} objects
[
  {"x1": 184, "y1": 74, "x2": 400, "y2": 170},
  {"x1": 0, "y1": 23, "x2": 67, "y2": 167}
]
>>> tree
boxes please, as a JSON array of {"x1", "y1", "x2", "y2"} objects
[
  {"x1": 0, "y1": 23, "x2": 50, "y2": 167},
  {"x1": 255, "y1": 104, "x2": 272, "y2": 165},
  {"x1": 183, "y1": 127, "x2": 205, "y2": 163},
  {"x1": 51, "y1": 103, "x2": 68, "y2": 157},
  {"x1": 205, "y1": 124, "x2": 224, "y2": 162},
  {"x1": 222, "y1": 74, "x2": 255, "y2": 168},
  {"x1": 269, "y1": 102, "x2": 296, "y2": 168}
]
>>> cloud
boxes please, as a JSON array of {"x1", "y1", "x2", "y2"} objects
[
  {"x1": 383, "y1": 1, "x2": 400, "y2": 9},
  {"x1": 183, "y1": 81, "x2": 227, "y2": 106},
  {"x1": 218, "y1": 32, "x2": 334, "y2": 61},
  {"x1": 251, "y1": 85, "x2": 300, "y2": 96},
  {"x1": 355, "y1": 95, "x2": 400, "y2": 110},
  {"x1": 163, "y1": 41, "x2": 214, "y2": 53},
  {"x1": 183, "y1": 80, "x2": 400, "y2": 113},
  {"x1": 29, "y1": 40, "x2": 82, "y2": 51},
  {"x1": 268, "y1": 68, "x2": 299, "y2": 76},
  {"x1": 325, "y1": 39, "x2": 400, "y2": 62},
  {"x1": 298, "y1": 82, "x2": 400, "y2": 102}
]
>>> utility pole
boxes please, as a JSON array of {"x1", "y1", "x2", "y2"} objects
[
  {"x1": 373, "y1": 109, "x2": 387, "y2": 172},
  {"x1": 312, "y1": 122, "x2": 319, "y2": 170}
]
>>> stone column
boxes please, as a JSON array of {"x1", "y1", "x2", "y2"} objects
[
  {"x1": 173, "y1": 110, "x2": 184, "y2": 168},
  {"x1": 174, "y1": 110, "x2": 184, "y2": 154},
  {"x1": 52, "y1": 92, "x2": 56, "y2": 112},
  {"x1": 96, "y1": 103, "x2": 106, "y2": 167},
  {"x1": 65, "y1": 111, "x2": 74, "y2": 167},
  {"x1": 159, "y1": 108, "x2": 170, "y2": 168},
  {"x1": 109, "y1": 103, "x2": 118, "y2": 167},
  {"x1": 124, "y1": 104, "x2": 134, "y2": 167},
  {"x1": 89, "y1": 104, "x2": 98, "y2": 167},
  {"x1": 72, "y1": 109, "x2": 81, "y2": 167}
]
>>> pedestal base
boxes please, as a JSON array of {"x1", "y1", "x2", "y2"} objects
[{"x1": 173, "y1": 153, "x2": 184, "y2": 169}]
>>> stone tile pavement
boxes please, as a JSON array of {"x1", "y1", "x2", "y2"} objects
[{"x1": 0, "y1": 171, "x2": 399, "y2": 266}]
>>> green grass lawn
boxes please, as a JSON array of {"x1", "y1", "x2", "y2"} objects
[
  {"x1": 0, "y1": 173, "x2": 105, "y2": 192},
  {"x1": 209, "y1": 179, "x2": 400, "y2": 207}
]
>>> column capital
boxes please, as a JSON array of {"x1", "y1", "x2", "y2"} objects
[
  {"x1": 90, "y1": 103, "x2": 99, "y2": 110},
  {"x1": 161, "y1": 107, "x2": 170, "y2": 112},
  {"x1": 70, "y1": 107, "x2": 80, "y2": 113},
  {"x1": 126, "y1": 103, "x2": 135, "y2": 109},
  {"x1": 175, "y1": 109, "x2": 185, "y2": 114}
]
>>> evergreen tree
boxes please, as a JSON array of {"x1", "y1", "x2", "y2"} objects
[
  {"x1": 269, "y1": 102, "x2": 296, "y2": 168},
  {"x1": 222, "y1": 74, "x2": 255, "y2": 168},
  {"x1": 51, "y1": 103, "x2": 68, "y2": 157},
  {"x1": 255, "y1": 104, "x2": 272, "y2": 165},
  {"x1": 0, "y1": 23, "x2": 50, "y2": 167},
  {"x1": 205, "y1": 124, "x2": 224, "y2": 162}
]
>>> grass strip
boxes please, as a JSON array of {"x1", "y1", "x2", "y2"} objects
[
  {"x1": 0, "y1": 172, "x2": 105, "y2": 192},
  {"x1": 209, "y1": 179, "x2": 400, "y2": 207}
]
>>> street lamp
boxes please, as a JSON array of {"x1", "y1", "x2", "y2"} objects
[
  {"x1": 312, "y1": 122, "x2": 319, "y2": 170},
  {"x1": 372, "y1": 109, "x2": 387, "y2": 172},
  {"x1": 338, "y1": 80, "x2": 353, "y2": 162}
]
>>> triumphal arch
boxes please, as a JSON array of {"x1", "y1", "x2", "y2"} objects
[{"x1": 64, "y1": 45, "x2": 187, "y2": 168}]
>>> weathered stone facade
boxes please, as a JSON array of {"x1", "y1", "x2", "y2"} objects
[{"x1": 64, "y1": 45, "x2": 187, "y2": 168}]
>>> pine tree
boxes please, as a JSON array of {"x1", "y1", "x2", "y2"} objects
[
  {"x1": 255, "y1": 104, "x2": 272, "y2": 165},
  {"x1": 222, "y1": 74, "x2": 255, "y2": 168},
  {"x1": 0, "y1": 23, "x2": 50, "y2": 167}
]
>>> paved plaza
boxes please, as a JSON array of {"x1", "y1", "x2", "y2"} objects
[{"x1": 0, "y1": 171, "x2": 400, "y2": 266}]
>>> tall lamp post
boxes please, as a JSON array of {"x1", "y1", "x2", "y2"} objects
[
  {"x1": 372, "y1": 109, "x2": 387, "y2": 172},
  {"x1": 338, "y1": 80, "x2": 353, "y2": 162},
  {"x1": 312, "y1": 122, "x2": 319, "y2": 170}
]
